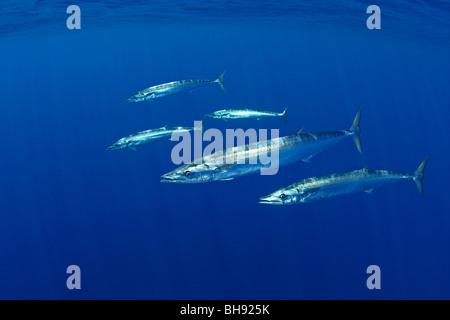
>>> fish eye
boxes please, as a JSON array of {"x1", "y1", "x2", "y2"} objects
[
  {"x1": 185, "y1": 171, "x2": 191, "y2": 177},
  {"x1": 280, "y1": 194, "x2": 286, "y2": 199}
]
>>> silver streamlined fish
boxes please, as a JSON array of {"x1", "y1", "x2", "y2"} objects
[
  {"x1": 204, "y1": 107, "x2": 289, "y2": 124},
  {"x1": 161, "y1": 109, "x2": 363, "y2": 183},
  {"x1": 259, "y1": 158, "x2": 429, "y2": 205},
  {"x1": 107, "y1": 126, "x2": 195, "y2": 150},
  {"x1": 127, "y1": 72, "x2": 226, "y2": 102}
]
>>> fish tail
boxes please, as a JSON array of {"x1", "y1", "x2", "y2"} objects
[
  {"x1": 282, "y1": 107, "x2": 289, "y2": 124},
  {"x1": 413, "y1": 157, "x2": 429, "y2": 196},
  {"x1": 349, "y1": 108, "x2": 362, "y2": 153},
  {"x1": 217, "y1": 71, "x2": 226, "y2": 92}
]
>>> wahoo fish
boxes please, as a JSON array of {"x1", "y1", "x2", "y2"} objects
[
  {"x1": 161, "y1": 109, "x2": 363, "y2": 183},
  {"x1": 259, "y1": 158, "x2": 429, "y2": 205},
  {"x1": 127, "y1": 72, "x2": 226, "y2": 102},
  {"x1": 204, "y1": 107, "x2": 289, "y2": 123},
  {"x1": 107, "y1": 126, "x2": 195, "y2": 150}
]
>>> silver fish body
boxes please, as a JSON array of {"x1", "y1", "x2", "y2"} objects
[
  {"x1": 161, "y1": 110, "x2": 363, "y2": 183},
  {"x1": 205, "y1": 107, "x2": 288, "y2": 123},
  {"x1": 127, "y1": 72, "x2": 225, "y2": 102},
  {"x1": 260, "y1": 158, "x2": 429, "y2": 205},
  {"x1": 107, "y1": 126, "x2": 194, "y2": 150}
]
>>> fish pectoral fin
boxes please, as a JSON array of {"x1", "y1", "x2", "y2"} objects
[
  {"x1": 302, "y1": 155, "x2": 315, "y2": 163},
  {"x1": 302, "y1": 188, "x2": 320, "y2": 201},
  {"x1": 366, "y1": 184, "x2": 383, "y2": 194},
  {"x1": 306, "y1": 187, "x2": 320, "y2": 194},
  {"x1": 214, "y1": 164, "x2": 234, "y2": 171},
  {"x1": 218, "y1": 178, "x2": 234, "y2": 181},
  {"x1": 126, "y1": 142, "x2": 136, "y2": 150}
]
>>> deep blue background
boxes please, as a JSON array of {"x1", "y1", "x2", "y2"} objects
[{"x1": 0, "y1": 1, "x2": 449, "y2": 299}]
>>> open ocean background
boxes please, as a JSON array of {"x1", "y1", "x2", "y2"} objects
[{"x1": 0, "y1": 1, "x2": 449, "y2": 299}]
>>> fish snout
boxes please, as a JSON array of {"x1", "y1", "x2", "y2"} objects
[
  {"x1": 160, "y1": 173, "x2": 176, "y2": 183},
  {"x1": 106, "y1": 144, "x2": 116, "y2": 150},
  {"x1": 259, "y1": 195, "x2": 283, "y2": 205},
  {"x1": 126, "y1": 95, "x2": 145, "y2": 102},
  {"x1": 106, "y1": 141, "x2": 125, "y2": 150}
]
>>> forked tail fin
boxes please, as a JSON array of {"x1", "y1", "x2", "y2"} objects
[
  {"x1": 217, "y1": 71, "x2": 226, "y2": 92},
  {"x1": 281, "y1": 107, "x2": 289, "y2": 124},
  {"x1": 350, "y1": 108, "x2": 362, "y2": 153},
  {"x1": 413, "y1": 157, "x2": 429, "y2": 196}
]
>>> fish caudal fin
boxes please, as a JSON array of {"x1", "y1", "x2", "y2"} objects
[
  {"x1": 282, "y1": 107, "x2": 289, "y2": 124},
  {"x1": 413, "y1": 157, "x2": 429, "y2": 196},
  {"x1": 350, "y1": 108, "x2": 363, "y2": 153},
  {"x1": 217, "y1": 71, "x2": 226, "y2": 92}
]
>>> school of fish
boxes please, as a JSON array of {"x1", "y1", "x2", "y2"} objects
[{"x1": 108, "y1": 71, "x2": 428, "y2": 205}]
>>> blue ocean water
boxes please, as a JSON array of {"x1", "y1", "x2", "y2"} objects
[{"x1": 0, "y1": 1, "x2": 449, "y2": 300}]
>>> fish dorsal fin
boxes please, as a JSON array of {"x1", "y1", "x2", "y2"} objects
[
  {"x1": 362, "y1": 167, "x2": 370, "y2": 171},
  {"x1": 297, "y1": 128, "x2": 304, "y2": 135}
]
